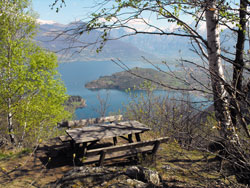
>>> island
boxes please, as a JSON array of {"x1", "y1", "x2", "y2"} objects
[
  {"x1": 85, "y1": 67, "x2": 188, "y2": 90},
  {"x1": 65, "y1": 95, "x2": 86, "y2": 113}
]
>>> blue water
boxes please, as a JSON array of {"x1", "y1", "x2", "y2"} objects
[{"x1": 58, "y1": 61, "x2": 206, "y2": 120}]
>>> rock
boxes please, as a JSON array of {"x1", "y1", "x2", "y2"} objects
[
  {"x1": 126, "y1": 166, "x2": 144, "y2": 181},
  {"x1": 161, "y1": 165, "x2": 171, "y2": 170},
  {"x1": 126, "y1": 179, "x2": 147, "y2": 188},
  {"x1": 107, "y1": 183, "x2": 131, "y2": 188},
  {"x1": 126, "y1": 166, "x2": 161, "y2": 186}
]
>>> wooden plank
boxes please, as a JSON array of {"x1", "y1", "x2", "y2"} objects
[
  {"x1": 83, "y1": 146, "x2": 153, "y2": 164},
  {"x1": 66, "y1": 120, "x2": 151, "y2": 144},
  {"x1": 86, "y1": 137, "x2": 169, "y2": 157},
  {"x1": 66, "y1": 115, "x2": 123, "y2": 128},
  {"x1": 81, "y1": 137, "x2": 169, "y2": 165},
  {"x1": 59, "y1": 135, "x2": 72, "y2": 142}
]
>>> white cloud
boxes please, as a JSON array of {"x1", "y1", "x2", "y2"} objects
[
  {"x1": 36, "y1": 19, "x2": 57, "y2": 25},
  {"x1": 98, "y1": 16, "x2": 118, "y2": 24},
  {"x1": 98, "y1": 17, "x2": 157, "y2": 33},
  {"x1": 125, "y1": 19, "x2": 157, "y2": 33}
]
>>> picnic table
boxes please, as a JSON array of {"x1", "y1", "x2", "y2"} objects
[
  {"x1": 46, "y1": 119, "x2": 168, "y2": 166},
  {"x1": 65, "y1": 120, "x2": 151, "y2": 155}
]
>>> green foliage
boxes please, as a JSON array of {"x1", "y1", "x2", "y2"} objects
[
  {"x1": 124, "y1": 83, "x2": 216, "y2": 149},
  {"x1": 0, "y1": 0, "x2": 71, "y2": 145}
]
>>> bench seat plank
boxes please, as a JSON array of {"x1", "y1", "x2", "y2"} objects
[
  {"x1": 82, "y1": 137, "x2": 169, "y2": 165},
  {"x1": 82, "y1": 145, "x2": 154, "y2": 164},
  {"x1": 86, "y1": 137, "x2": 169, "y2": 157}
]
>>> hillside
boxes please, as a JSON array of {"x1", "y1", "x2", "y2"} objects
[
  {"x1": 35, "y1": 22, "x2": 158, "y2": 62},
  {"x1": 35, "y1": 20, "x2": 243, "y2": 64},
  {"x1": 85, "y1": 67, "x2": 188, "y2": 90}
]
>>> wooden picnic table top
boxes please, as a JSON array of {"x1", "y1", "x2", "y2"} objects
[{"x1": 66, "y1": 120, "x2": 151, "y2": 144}]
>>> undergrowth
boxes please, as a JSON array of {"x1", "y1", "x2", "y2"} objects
[{"x1": 0, "y1": 148, "x2": 32, "y2": 161}]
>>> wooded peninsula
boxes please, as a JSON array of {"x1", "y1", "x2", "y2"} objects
[
  {"x1": 85, "y1": 67, "x2": 188, "y2": 90},
  {"x1": 85, "y1": 67, "x2": 208, "y2": 92}
]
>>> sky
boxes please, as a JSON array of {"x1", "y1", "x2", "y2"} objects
[
  {"x1": 32, "y1": 0, "x2": 92, "y2": 24},
  {"x1": 32, "y1": 0, "x2": 203, "y2": 33},
  {"x1": 32, "y1": 0, "x2": 169, "y2": 31},
  {"x1": 32, "y1": 0, "x2": 182, "y2": 31}
]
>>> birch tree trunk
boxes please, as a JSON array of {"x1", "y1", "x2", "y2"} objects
[
  {"x1": 230, "y1": 0, "x2": 250, "y2": 137},
  {"x1": 233, "y1": 0, "x2": 247, "y2": 91},
  {"x1": 7, "y1": 38, "x2": 15, "y2": 144},
  {"x1": 7, "y1": 98, "x2": 15, "y2": 144},
  {"x1": 205, "y1": 0, "x2": 234, "y2": 140}
]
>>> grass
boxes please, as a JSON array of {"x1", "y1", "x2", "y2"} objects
[
  {"x1": 137, "y1": 132, "x2": 240, "y2": 187},
  {"x1": 0, "y1": 148, "x2": 32, "y2": 161},
  {"x1": 142, "y1": 140, "x2": 239, "y2": 187}
]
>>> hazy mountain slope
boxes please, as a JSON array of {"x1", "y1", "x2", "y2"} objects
[
  {"x1": 110, "y1": 24, "x2": 246, "y2": 61},
  {"x1": 35, "y1": 21, "x2": 244, "y2": 63},
  {"x1": 35, "y1": 22, "x2": 158, "y2": 62},
  {"x1": 110, "y1": 28, "x2": 192, "y2": 59}
]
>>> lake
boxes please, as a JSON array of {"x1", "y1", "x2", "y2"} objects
[{"x1": 58, "y1": 61, "x2": 207, "y2": 120}]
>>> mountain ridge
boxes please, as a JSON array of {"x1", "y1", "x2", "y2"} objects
[
  {"x1": 35, "y1": 20, "x2": 241, "y2": 63},
  {"x1": 35, "y1": 22, "x2": 158, "y2": 63}
]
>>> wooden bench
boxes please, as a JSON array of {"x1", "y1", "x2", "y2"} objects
[{"x1": 81, "y1": 137, "x2": 169, "y2": 166}]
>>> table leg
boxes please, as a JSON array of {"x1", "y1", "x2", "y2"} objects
[
  {"x1": 71, "y1": 143, "x2": 81, "y2": 165},
  {"x1": 70, "y1": 140, "x2": 79, "y2": 156},
  {"x1": 82, "y1": 142, "x2": 87, "y2": 156},
  {"x1": 113, "y1": 137, "x2": 117, "y2": 145},
  {"x1": 128, "y1": 134, "x2": 133, "y2": 143},
  {"x1": 98, "y1": 150, "x2": 107, "y2": 166},
  {"x1": 70, "y1": 140, "x2": 75, "y2": 149},
  {"x1": 75, "y1": 143, "x2": 80, "y2": 157},
  {"x1": 135, "y1": 133, "x2": 141, "y2": 142}
]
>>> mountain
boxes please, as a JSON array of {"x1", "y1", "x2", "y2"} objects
[
  {"x1": 35, "y1": 20, "x2": 244, "y2": 63},
  {"x1": 35, "y1": 21, "x2": 158, "y2": 62},
  {"x1": 110, "y1": 28, "x2": 193, "y2": 59},
  {"x1": 109, "y1": 22, "x2": 245, "y2": 61}
]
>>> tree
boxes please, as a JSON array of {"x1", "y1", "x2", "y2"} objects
[
  {"x1": 0, "y1": 0, "x2": 70, "y2": 145},
  {"x1": 53, "y1": 0, "x2": 250, "y2": 136},
  {"x1": 53, "y1": 0, "x2": 250, "y2": 183}
]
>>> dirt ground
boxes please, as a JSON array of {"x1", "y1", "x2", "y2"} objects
[{"x1": 0, "y1": 134, "x2": 244, "y2": 188}]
